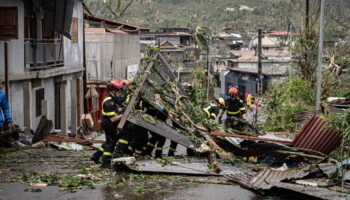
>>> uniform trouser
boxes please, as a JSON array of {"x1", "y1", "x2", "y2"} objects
[
  {"x1": 92, "y1": 126, "x2": 118, "y2": 162},
  {"x1": 168, "y1": 141, "x2": 178, "y2": 157},
  {"x1": 225, "y1": 115, "x2": 243, "y2": 131},
  {"x1": 144, "y1": 132, "x2": 166, "y2": 158},
  {"x1": 113, "y1": 123, "x2": 133, "y2": 157},
  {"x1": 129, "y1": 125, "x2": 149, "y2": 155},
  {"x1": 101, "y1": 128, "x2": 119, "y2": 165}
]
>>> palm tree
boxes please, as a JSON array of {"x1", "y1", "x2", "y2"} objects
[{"x1": 194, "y1": 26, "x2": 212, "y2": 100}]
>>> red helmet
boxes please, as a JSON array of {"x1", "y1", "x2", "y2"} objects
[
  {"x1": 228, "y1": 87, "x2": 238, "y2": 95},
  {"x1": 107, "y1": 80, "x2": 123, "y2": 90},
  {"x1": 121, "y1": 80, "x2": 132, "y2": 87}
]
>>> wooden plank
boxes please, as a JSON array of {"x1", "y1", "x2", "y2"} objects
[
  {"x1": 210, "y1": 131, "x2": 292, "y2": 145},
  {"x1": 127, "y1": 113, "x2": 195, "y2": 149},
  {"x1": 117, "y1": 60, "x2": 154, "y2": 131}
]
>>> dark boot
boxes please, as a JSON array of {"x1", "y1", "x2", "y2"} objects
[
  {"x1": 155, "y1": 147, "x2": 163, "y2": 158},
  {"x1": 101, "y1": 156, "x2": 112, "y2": 168},
  {"x1": 91, "y1": 146, "x2": 105, "y2": 164}
]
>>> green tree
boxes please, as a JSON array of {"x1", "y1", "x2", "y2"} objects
[{"x1": 103, "y1": 0, "x2": 135, "y2": 21}]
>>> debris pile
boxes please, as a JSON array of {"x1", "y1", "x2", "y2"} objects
[{"x1": 2, "y1": 54, "x2": 350, "y2": 199}]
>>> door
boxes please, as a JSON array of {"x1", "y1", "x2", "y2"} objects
[{"x1": 54, "y1": 83, "x2": 60, "y2": 129}]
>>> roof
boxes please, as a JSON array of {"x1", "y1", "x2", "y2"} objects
[
  {"x1": 85, "y1": 27, "x2": 127, "y2": 35},
  {"x1": 228, "y1": 65, "x2": 288, "y2": 76},
  {"x1": 166, "y1": 32, "x2": 192, "y2": 36},
  {"x1": 264, "y1": 31, "x2": 300, "y2": 36},
  {"x1": 252, "y1": 37, "x2": 279, "y2": 47},
  {"x1": 84, "y1": 12, "x2": 150, "y2": 32},
  {"x1": 229, "y1": 50, "x2": 290, "y2": 58},
  {"x1": 291, "y1": 115, "x2": 341, "y2": 155}
]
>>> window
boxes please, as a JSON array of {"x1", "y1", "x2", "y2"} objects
[
  {"x1": 36, "y1": 88, "x2": 45, "y2": 117},
  {"x1": 71, "y1": 18, "x2": 78, "y2": 43},
  {"x1": 0, "y1": 7, "x2": 18, "y2": 39}
]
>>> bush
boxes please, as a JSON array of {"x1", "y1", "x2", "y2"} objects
[{"x1": 263, "y1": 77, "x2": 314, "y2": 132}]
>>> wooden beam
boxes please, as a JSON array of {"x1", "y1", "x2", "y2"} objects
[
  {"x1": 210, "y1": 131, "x2": 292, "y2": 145},
  {"x1": 117, "y1": 60, "x2": 155, "y2": 131}
]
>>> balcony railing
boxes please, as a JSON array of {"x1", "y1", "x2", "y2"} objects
[{"x1": 24, "y1": 39, "x2": 64, "y2": 70}]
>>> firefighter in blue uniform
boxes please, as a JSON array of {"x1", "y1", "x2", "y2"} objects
[{"x1": 91, "y1": 80, "x2": 124, "y2": 167}]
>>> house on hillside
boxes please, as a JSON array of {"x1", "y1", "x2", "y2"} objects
[
  {"x1": 252, "y1": 37, "x2": 279, "y2": 51},
  {"x1": 0, "y1": 0, "x2": 85, "y2": 134},
  {"x1": 220, "y1": 64, "x2": 288, "y2": 96}
]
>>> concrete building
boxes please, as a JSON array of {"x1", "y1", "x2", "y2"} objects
[{"x1": 0, "y1": 0, "x2": 85, "y2": 134}]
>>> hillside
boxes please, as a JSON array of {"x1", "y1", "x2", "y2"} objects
[{"x1": 85, "y1": 0, "x2": 350, "y2": 36}]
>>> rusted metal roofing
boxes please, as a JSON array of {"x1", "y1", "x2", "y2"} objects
[
  {"x1": 291, "y1": 115, "x2": 341, "y2": 155},
  {"x1": 84, "y1": 12, "x2": 150, "y2": 32},
  {"x1": 249, "y1": 167, "x2": 310, "y2": 190}
]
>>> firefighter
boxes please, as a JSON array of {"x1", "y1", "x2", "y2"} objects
[
  {"x1": 113, "y1": 98, "x2": 151, "y2": 158},
  {"x1": 218, "y1": 88, "x2": 247, "y2": 129},
  {"x1": 203, "y1": 97, "x2": 225, "y2": 121},
  {"x1": 91, "y1": 80, "x2": 124, "y2": 167}
]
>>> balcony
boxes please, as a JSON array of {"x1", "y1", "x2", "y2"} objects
[{"x1": 24, "y1": 39, "x2": 64, "y2": 70}]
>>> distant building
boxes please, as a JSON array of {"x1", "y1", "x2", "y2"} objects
[{"x1": 0, "y1": 0, "x2": 85, "y2": 134}]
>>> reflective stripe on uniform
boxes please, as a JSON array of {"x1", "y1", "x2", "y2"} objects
[
  {"x1": 102, "y1": 97, "x2": 116, "y2": 116},
  {"x1": 211, "y1": 113, "x2": 217, "y2": 118},
  {"x1": 135, "y1": 149, "x2": 142, "y2": 154},
  {"x1": 147, "y1": 142, "x2": 155, "y2": 147},
  {"x1": 125, "y1": 95, "x2": 131, "y2": 104},
  {"x1": 203, "y1": 106, "x2": 211, "y2": 118},
  {"x1": 99, "y1": 147, "x2": 104, "y2": 152},
  {"x1": 169, "y1": 147, "x2": 176, "y2": 152},
  {"x1": 240, "y1": 107, "x2": 246, "y2": 111},
  {"x1": 156, "y1": 147, "x2": 162, "y2": 150},
  {"x1": 128, "y1": 146, "x2": 134, "y2": 151},
  {"x1": 103, "y1": 152, "x2": 112, "y2": 156},
  {"x1": 227, "y1": 110, "x2": 240, "y2": 115},
  {"x1": 118, "y1": 139, "x2": 129, "y2": 145},
  {"x1": 102, "y1": 111, "x2": 116, "y2": 116}
]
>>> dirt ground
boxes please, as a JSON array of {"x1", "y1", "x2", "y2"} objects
[{"x1": 0, "y1": 148, "x2": 297, "y2": 200}]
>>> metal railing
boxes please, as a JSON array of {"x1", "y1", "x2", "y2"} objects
[{"x1": 24, "y1": 39, "x2": 64, "y2": 69}]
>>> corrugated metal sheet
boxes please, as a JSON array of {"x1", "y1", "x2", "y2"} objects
[
  {"x1": 292, "y1": 115, "x2": 341, "y2": 155},
  {"x1": 275, "y1": 182, "x2": 350, "y2": 200},
  {"x1": 249, "y1": 167, "x2": 310, "y2": 190},
  {"x1": 225, "y1": 171, "x2": 257, "y2": 189},
  {"x1": 225, "y1": 167, "x2": 309, "y2": 190}
]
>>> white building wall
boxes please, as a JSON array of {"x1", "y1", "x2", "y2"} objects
[
  {"x1": 113, "y1": 33, "x2": 140, "y2": 80},
  {"x1": 0, "y1": 0, "x2": 84, "y2": 133},
  {"x1": 0, "y1": 0, "x2": 25, "y2": 75},
  {"x1": 63, "y1": 0, "x2": 84, "y2": 68}
]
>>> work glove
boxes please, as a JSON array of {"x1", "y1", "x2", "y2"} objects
[{"x1": 218, "y1": 116, "x2": 222, "y2": 124}]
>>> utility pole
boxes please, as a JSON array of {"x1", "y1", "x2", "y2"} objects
[
  {"x1": 316, "y1": 0, "x2": 325, "y2": 110},
  {"x1": 305, "y1": 0, "x2": 310, "y2": 30},
  {"x1": 257, "y1": 29, "x2": 262, "y2": 94}
]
